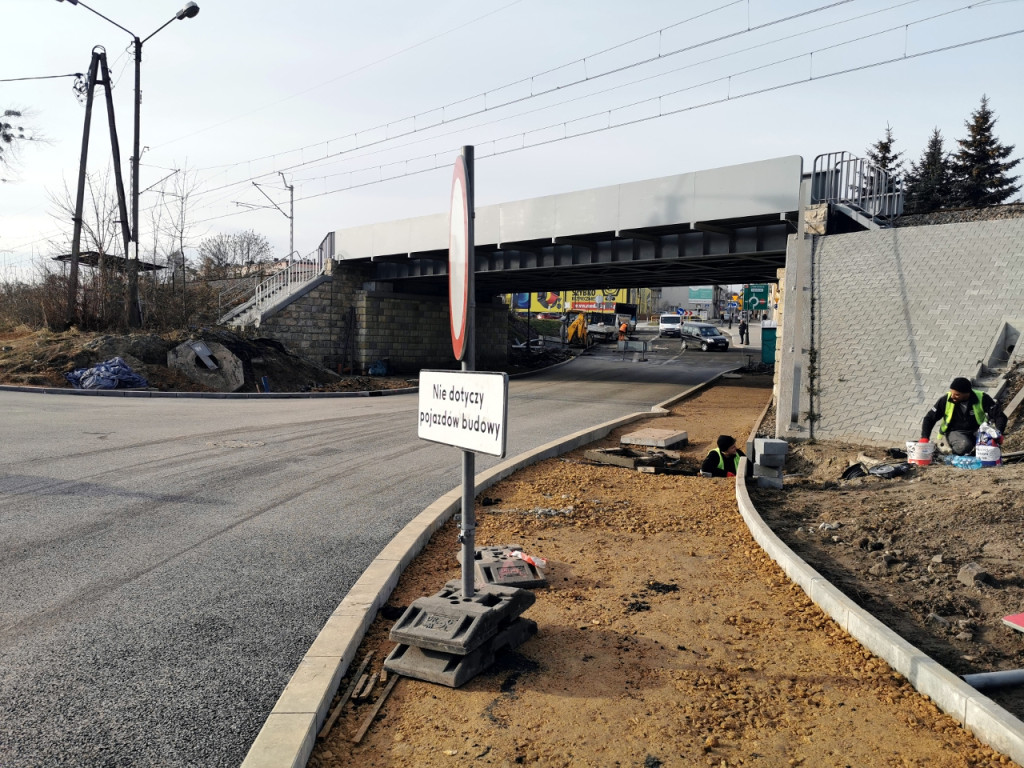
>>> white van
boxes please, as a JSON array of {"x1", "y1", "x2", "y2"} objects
[{"x1": 658, "y1": 314, "x2": 682, "y2": 337}]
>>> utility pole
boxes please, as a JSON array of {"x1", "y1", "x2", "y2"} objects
[
  {"x1": 244, "y1": 175, "x2": 294, "y2": 261},
  {"x1": 280, "y1": 171, "x2": 294, "y2": 261},
  {"x1": 57, "y1": 0, "x2": 201, "y2": 328},
  {"x1": 66, "y1": 47, "x2": 133, "y2": 329}
]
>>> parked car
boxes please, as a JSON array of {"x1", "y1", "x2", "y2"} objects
[
  {"x1": 658, "y1": 314, "x2": 683, "y2": 337},
  {"x1": 681, "y1": 322, "x2": 729, "y2": 351}
]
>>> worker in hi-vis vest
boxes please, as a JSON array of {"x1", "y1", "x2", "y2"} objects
[
  {"x1": 921, "y1": 377, "x2": 1007, "y2": 456},
  {"x1": 700, "y1": 435, "x2": 745, "y2": 478}
]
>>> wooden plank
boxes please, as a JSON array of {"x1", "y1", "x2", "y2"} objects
[
  {"x1": 351, "y1": 675, "x2": 400, "y2": 744},
  {"x1": 356, "y1": 673, "x2": 376, "y2": 700},
  {"x1": 317, "y1": 651, "x2": 374, "y2": 740},
  {"x1": 351, "y1": 673, "x2": 370, "y2": 700}
]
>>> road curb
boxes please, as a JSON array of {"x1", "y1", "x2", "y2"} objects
[
  {"x1": 240, "y1": 370, "x2": 734, "y2": 768},
  {"x1": 736, "y1": 436, "x2": 1024, "y2": 764},
  {"x1": 0, "y1": 384, "x2": 418, "y2": 398}
]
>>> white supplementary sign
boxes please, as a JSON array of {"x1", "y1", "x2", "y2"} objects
[{"x1": 418, "y1": 370, "x2": 509, "y2": 457}]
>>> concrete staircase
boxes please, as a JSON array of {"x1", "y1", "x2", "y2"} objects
[{"x1": 218, "y1": 258, "x2": 325, "y2": 328}]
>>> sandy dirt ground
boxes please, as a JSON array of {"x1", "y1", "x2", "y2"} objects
[{"x1": 310, "y1": 378, "x2": 1021, "y2": 768}]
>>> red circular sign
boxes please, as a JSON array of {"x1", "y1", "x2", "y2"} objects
[{"x1": 449, "y1": 155, "x2": 470, "y2": 360}]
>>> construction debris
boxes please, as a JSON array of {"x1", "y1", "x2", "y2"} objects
[{"x1": 317, "y1": 652, "x2": 374, "y2": 740}]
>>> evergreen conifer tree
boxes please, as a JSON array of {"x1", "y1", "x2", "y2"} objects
[
  {"x1": 861, "y1": 124, "x2": 904, "y2": 213},
  {"x1": 903, "y1": 128, "x2": 952, "y2": 215},
  {"x1": 950, "y1": 95, "x2": 1021, "y2": 207},
  {"x1": 865, "y1": 123, "x2": 904, "y2": 184}
]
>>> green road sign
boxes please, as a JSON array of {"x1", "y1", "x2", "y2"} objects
[{"x1": 743, "y1": 284, "x2": 771, "y2": 311}]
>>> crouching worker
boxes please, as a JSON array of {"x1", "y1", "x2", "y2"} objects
[
  {"x1": 921, "y1": 377, "x2": 1007, "y2": 456},
  {"x1": 700, "y1": 435, "x2": 745, "y2": 478}
]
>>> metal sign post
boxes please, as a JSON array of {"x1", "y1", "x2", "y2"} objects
[
  {"x1": 389, "y1": 147, "x2": 533, "y2": 688},
  {"x1": 449, "y1": 146, "x2": 476, "y2": 597}
]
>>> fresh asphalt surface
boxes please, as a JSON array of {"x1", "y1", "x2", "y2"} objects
[{"x1": 0, "y1": 336, "x2": 747, "y2": 767}]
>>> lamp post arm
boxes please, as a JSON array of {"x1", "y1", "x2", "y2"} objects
[
  {"x1": 141, "y1": 17, "x2": 177, "y2": 44},
  {"x1": 65, "y1": 0, "x2": 136, "y2": 37}
]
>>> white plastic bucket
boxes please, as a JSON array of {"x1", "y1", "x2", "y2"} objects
[
  {"x1": 906, "y1": 441, "x2": 934, "y2": 466},
  {"x1": 976, "y1": 444, "x2": 1002, "y2": 466}
]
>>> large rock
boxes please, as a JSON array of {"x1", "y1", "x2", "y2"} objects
[{"x1": 167, "y1": 341, "x2": 245, "y2": 392}]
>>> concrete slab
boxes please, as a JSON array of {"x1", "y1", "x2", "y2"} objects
[
  {"x1": 753, "y1": 464, "x2": 783, "y2": 478},
  {"x1": 620, "y1": 427, "x2": 688, "y2": 448}
]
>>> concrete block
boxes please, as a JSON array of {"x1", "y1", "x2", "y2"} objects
[
  {"x1": 620, "y1": 428, "x2": 688, "y2": 449},
  {"x1": 754, "y1": 437, "x2": 788, "y2": 455},
  {"x1": 757, "y1": 453, "x2": 786, "y2": 468},
  {"x1": 753, "y1": 464, "x2": 783, "y2": 478},
  {"x1": 756, "y1": 475, "x2": 783, "y2": 489},
  {"x1": 746, "y1": 439, "x2": 755, "y2": 462}
]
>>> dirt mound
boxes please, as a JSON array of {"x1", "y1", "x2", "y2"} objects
[{"x1": 0, "y1": 328, "x2": 376, "y2": 393}]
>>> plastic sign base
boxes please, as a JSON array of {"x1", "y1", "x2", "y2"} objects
[
  {"x1": 388, "y1": 581, "x2": 535, "y2": 655},
  {"x1": 384, "y1": 618, "x2": 537, "y2": 688}
]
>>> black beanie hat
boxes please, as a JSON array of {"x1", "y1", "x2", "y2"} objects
[
  {"x1": 950, "y1": 377, "x2": 973, "y2": 393},
  {"x1": 716, "y1": 435, "x2": 736, "y2": 451}
]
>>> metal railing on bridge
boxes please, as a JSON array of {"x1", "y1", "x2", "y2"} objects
[
  {"x1": 812, "y1": 152, "x2": 904, "y2": 224},
  {"x1": 219, "y1": 232, "x2": 334, "y2": 326}
]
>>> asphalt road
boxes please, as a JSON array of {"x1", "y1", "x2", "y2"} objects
[{"x1": 0, "y1": 344, "x2": 745, "y2": 767}]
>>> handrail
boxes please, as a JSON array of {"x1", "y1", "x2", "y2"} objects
[
  {"x1": 812, "y1": 151, "x2": 904, "y2": 222},
  {"x1": 253, "y1": 248, "x2": 326, "y2": 314}
]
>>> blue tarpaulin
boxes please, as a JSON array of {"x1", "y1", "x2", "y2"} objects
[{"x1": 66, "y1": 357, "x2": 148, "y2": 390}]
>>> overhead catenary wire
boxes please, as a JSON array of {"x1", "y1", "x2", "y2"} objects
[
  {"x1": 286, "y1": 0, "x2": 939, "y2": 187},
  {"x1": 188, "y1": 0, "x2": 856, "y2": 179},
  {"x1": 151, "y1": 0, "x2": 528, "y2": 152},
  {"x1": 185, "y1": 0, "x2": 987, "y2": 205},
  {"x1": 181, "y1": 26, "x2": 1022, "y2": 227},
  {"x1": 182, "y1": 0, "x2": 1004, "y2": 209}
]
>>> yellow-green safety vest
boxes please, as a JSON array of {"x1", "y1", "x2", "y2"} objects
[
  {"x1": 711, "y1": 447, "x2": 737, "y2": 473},
  {"x1": 940, "y1": 390, "x2": 986, "y2": 434}
]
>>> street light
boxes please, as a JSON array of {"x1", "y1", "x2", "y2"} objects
[{"x1": 57, "y1": 0, "x2": 199, "y2": 327}]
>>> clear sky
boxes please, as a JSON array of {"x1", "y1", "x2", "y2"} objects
[{"x1": 2, "y1": 0, "x2": 1022, "y2": 278}]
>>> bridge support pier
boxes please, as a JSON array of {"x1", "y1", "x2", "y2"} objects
[{"x1": 254, "y1": 259, "x2": 509, "y2": 375}]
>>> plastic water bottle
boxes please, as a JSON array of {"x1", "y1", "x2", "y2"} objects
[{"x1": 951, "y1": 455, "x2": 983, "y2": 470}]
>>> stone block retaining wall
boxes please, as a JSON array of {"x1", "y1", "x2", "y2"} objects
[
  {"x1": 255, "y1": 259, "x2": 508, "y2": 375},
  {"x1": 809, "y1": 218, "x2": 1024, "y2": 444}
]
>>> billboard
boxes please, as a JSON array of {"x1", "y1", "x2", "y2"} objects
[
  {"x1": 509, "y1": 289, "x2": 629, "y2": 313},
  {"x1": 688, "y1": 286, "x2": 713, "y2": 302}
]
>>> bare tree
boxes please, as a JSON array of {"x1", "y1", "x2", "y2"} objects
[
  {"x1": 47, "y1": 167, "x2": 125, "y2": 327},
  {"x1": 160, "y1": 164, "x2": 201, "y2": 325},
  {"x1": 197, "y1": 229, "x2": 274, "y2": 278}
]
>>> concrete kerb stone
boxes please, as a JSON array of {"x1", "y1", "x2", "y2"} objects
[
  {"x1": 240, "y1": 390, "x2": 686, "y2": 768},
  {"x1": 736, "y1": 416, "x2": 1024, "y2": 766},
  {"x1": 0, "y1": 384, "x2": 420, "y2": 399}
]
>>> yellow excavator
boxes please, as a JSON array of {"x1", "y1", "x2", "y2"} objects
[{"x1": 566, "y1": 312, "x2": 589, "y2": 346}]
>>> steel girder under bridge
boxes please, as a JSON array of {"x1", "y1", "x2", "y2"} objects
[{"x1": 325, "y1": 156, "x2": 803, "y2": 297}]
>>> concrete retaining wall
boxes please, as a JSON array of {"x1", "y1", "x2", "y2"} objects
[{"x1": 780, "y1": 218, "x2": 1024, "y2": 444}]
